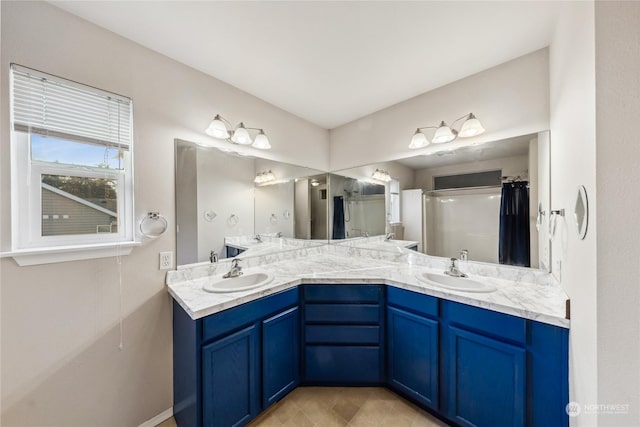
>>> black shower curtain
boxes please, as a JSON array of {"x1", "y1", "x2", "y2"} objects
[
  {"x1": 499, "y1": 181, "x2": 530, "y2": 267},
  {"x1": 332, "y1": 196, "x2": 346, "y2": 239}
]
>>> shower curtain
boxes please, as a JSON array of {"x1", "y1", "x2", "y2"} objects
[
  {"x1": 332, "y1": 196, "x2": 346, "y2": 239},
  {"x1": 499, "y1": 181, "x2": 530, "y2": 267}
]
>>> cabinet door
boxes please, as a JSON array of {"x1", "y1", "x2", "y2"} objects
[
  {"x1": 387, "y1": 307, "x2": 439, "y2": 410},
  {"x1": 262, "y1": 306, "x2": 300, "y2": 408},
  {"x1": 447, "y1": 326, "x2": 526, "y2": 427},
  {"x1": 202, "y1": 325, "x2": 258, "y2": 427}
]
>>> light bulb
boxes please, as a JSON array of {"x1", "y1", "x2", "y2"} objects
[
  {"x1": 252, "y1": 130, "x2": 271, "y2": 149},
  {"x1": 432, "y1": 121, "x2": 457, "y2": 144},
  {"x1": 458, "y1": 113, "x2": 485, "y2": 137},
  {"x1": 205, "y1": 115, "x2": 230, "y2": 139},
  {"x1": 409, "y1": 129, "x2": 429, "y2": 149},
  {"x1": 231, "y1": 122, "x2": 252, "y2": 145}
]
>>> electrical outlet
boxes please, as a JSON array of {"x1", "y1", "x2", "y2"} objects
[{"x1": 159, "y1": 251, "x2": 173, "y2": 270}]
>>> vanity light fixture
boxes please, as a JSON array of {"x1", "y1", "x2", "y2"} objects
[
  {"x1": 372, "y1": 169, "x2": 392, "y2": 182},
  {"x1": 409, "y1": 113, "x2": 485, "y2": 149},
  {"x1": 254, "y1": 170, "x2": 276, "y2": 184},
  {"x1": 206, "y1": 114, "x2": 271, "y2": 150}
]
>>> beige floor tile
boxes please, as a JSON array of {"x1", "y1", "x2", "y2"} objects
[
  {"x1": 341, "y1": 387, "x2": 373, "y2": 407},
  {"x1": 331, "y1": 399, "x2": 361, "y2": 422},
  {"x1": 249, "y1": 411, "x2": 283, "y2": 427},
  {"x1": 305, "y1": 406, "x2": 350, "y2": 427},
  {"x1": 271, "y1": 399, "x2": 301, "y2": 424},
  {"x1": 161, "y1": 387, "x2": 449, "y2": 427},
  {"x1": 155, "y1": 417, "x2": 177, "y2": 427},
  {"x1": 280, "y1": 409, "x2": 315, "y2": 427}
]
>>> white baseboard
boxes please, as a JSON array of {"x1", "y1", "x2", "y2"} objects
[{"x1": 138, "y1": 407, "x2": 173, "y2": 427}]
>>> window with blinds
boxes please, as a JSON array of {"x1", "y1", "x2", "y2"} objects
[{"x1": 9, "y1": 64, "x2": 135, "y2": 251}]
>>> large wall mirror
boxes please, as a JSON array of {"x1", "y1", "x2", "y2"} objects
[
  {"x1": 175, "y1": 139, "x2": 327, "y2": 266},
  {"x1": 328, "y1": 131, "x2": 551, "y2": 271}
]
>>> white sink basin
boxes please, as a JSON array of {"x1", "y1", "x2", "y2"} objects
[
  {"x1": 203, "y1": 271, "x2": 273, "y2": 293},
  {"x1": 417, "y1": 272, "x2": 497, "y2": 293}
]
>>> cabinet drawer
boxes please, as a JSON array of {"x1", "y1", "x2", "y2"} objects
[
  {"x1": 305, "y1": 304, "x2": 380, "y2": 324},
  {"x1": 447, "y1": 301, "x2": 526, "y2": 345},
  {"x1": 304, "y1": 285, "x2": 382, "y2": 303},
  {"x1": 305, "y1": 325, "x2": 380, "y2": 344},
  {"x1": 387, "y1": 287, "x2": 439, "y2": 318},
  {"x1": 202, "y1": 288, "x2": 299, "y2": 343},
  {"x1": 305, "y1": 345, "x2": 381, "y2": 383}
]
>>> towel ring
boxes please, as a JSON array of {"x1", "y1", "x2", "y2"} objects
[
  {"x1": 139, "y1": 212, "x2": 168, "y2": 238},
  {"x1": 227, "y1": 214, "x2": 239, "y2": 227}
]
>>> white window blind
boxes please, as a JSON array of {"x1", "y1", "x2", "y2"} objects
[{"x1": 10, "y1": 64, "x2": 132, "y2": 147}]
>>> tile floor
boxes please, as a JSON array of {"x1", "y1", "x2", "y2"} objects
[{"x1": 157, "y1": 387, "x2": 449, "y2": 427}]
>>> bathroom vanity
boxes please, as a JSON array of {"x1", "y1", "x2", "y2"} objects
[{"x1": 168, "y1": 246, "x2": 569, "y2": 427}]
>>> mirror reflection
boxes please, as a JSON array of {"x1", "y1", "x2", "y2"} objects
[
  {"x1": 331, "y1": 131, "x2": 550, "y2": 270},
  {"x1": 175, "y1": 139, "x2": 326, "y2": 266}
]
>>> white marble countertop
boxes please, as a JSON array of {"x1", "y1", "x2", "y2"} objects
[{"x1": 167, "y1": 245, "x2": 570, "y2": 329}]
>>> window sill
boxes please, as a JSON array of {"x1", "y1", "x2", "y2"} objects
[{"x1": 0, "y1": 241, "x2": 141, "y2": 266}]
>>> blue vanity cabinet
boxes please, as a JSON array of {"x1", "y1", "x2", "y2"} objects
[
  {"x1": 386, "y1": 288, "x2": 440, "y2": 410},
  {"x1": 262, "y1": 306, "x2": 300, "y2": 409},
  {"x1": 302, "y1": 284, "x2": 384, "y2": 385},
  {"x1": 225, "y1": 246, "x2": 245, "y2": 258},
  {"x1": 442, "y1": 300, "x2": 569, "y2": 427},
  {"x1": 202, "y1": 325, "x2": 259, "y2": 427},
  {"x1": 173, "y1": 287, "x2": 299, "y2": 427}
]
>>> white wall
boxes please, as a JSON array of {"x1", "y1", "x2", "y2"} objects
[
  {"x1": 329, "y1": 49, "x2": 550, "y2": 170},
  {"x1": 254, "y1": 181, "x2": 295, "y2": 238},
  {"x1": 595, "y1": 2, "x2": 640, "y2": 425},
  {"x1": 549, "y1": 3, "x2": 598, "y2": 425},
  {"x1": 0, "y1": 2, "x2": 328, "y2": 426},
  {"x1": 197, "y1": 151, "x2": 255, "y2": 261}
]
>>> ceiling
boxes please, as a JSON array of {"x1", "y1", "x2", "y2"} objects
[{"x1": 50, "y1": 1, "x2": 561, "y2": 129}]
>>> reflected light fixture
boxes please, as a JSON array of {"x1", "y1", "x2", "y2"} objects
[
  {"x1": 372, "y1": 168, "x2": 392, "y2": 182},
  {"x1": 254, "y1": 170, "x2": 276, "y2": 184},
  {"x1": 205, "y1": 114, "x2": 271, "y2": 150},
  {"x1": 409, "y1": 113, "x2": 485, "y2": 149}
]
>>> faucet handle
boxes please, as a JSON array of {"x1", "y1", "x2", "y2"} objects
[{"x1": 209, "y1": 250, "x2": 218, "y2": 263}]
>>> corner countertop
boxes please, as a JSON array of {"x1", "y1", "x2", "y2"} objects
[{"x1": 167, "y1": 244, "x2": 570, "y2": 329}]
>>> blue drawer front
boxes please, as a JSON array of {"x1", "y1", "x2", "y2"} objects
[
  {"x1": 387, "y1": 287, "x2": 439, "y2": 318},
  {"x1": 202, "y1": 288, "x2": 299, "y2": 342},
  {"x1": 305, "y1": 325, "x2": 380, "y2": 344},
  {"x1": 305, "y1": 303, "x2": 380, "y2": 324},
  {"x1": 447, "y1": 301, "x2": 526, "y2": 345},
  {"x1": 305, "y1": 345, "x2": 381, "y2": 383},
  {"x1": 304, "y1": 284, "x2": 382, "y2": 303}
]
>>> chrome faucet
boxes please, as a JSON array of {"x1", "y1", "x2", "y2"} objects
[
  {"x1": 254, "y1": 234, "x2": 262, "y2": 242},
  {"x1": 445, "y1": 258, "x2": 467, "y2": 278},
  {"x1": 385, "y1": 233, "x2": 395, "y2": 241},
  {"x1": 209, "y1": 250, "x2": 218, "y2": 263},
  {"x1": 459, "y1": 249, "x2": 468, "y2": 262},
  {"x1": 222, "y1": 259, "x2": 243, "y2": 279},
  {"x1": 276, "y1": 231, "x2": 283, "y2": 238}
]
